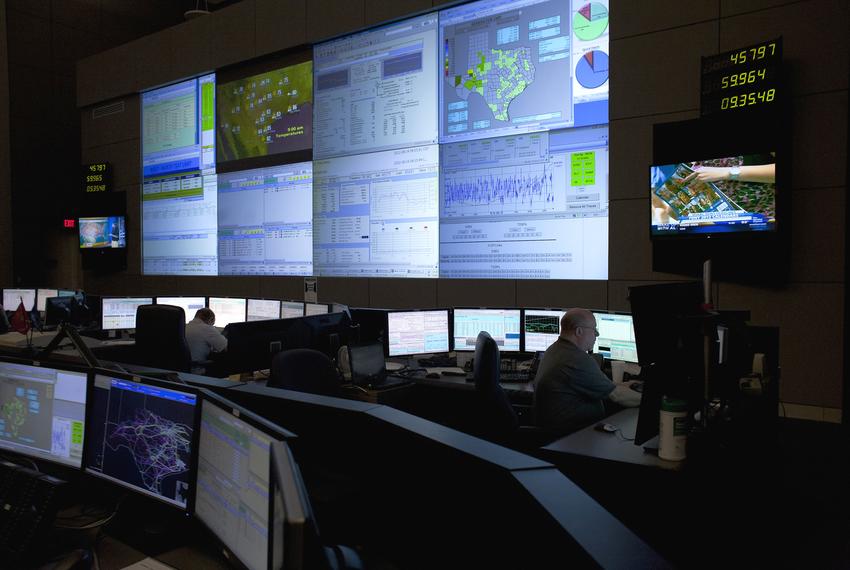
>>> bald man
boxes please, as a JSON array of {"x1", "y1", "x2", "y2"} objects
[{"x1": 533, "y1": 308, "x2": 631, "y2": 434}]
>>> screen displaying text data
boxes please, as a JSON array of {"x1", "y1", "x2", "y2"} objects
[
  {"x1": 313, "y1": 12, "x2": 439, "y2": 159},
  {"x1": 217, "y1": 61, "x2": 313, "y2": 164},
  {"x1": 196, "y1": 399, "x2": 274, "y2": 570},
  {"x1": 439, "y1": 0, "x2": 609, "y2": 143},
  {"x1": 388, "y1": 310, "x2": 450, "y2": 356},
  {"x1": 453, "y1": 308, "x2": 521, "y2": 351},
  {"x1": 440, "y1": 126, "x2": 608, "y2": 279},
  {"x1": 313, "y1": 145, "x2": 440, "y2": 277},
  {"x1": 217, "y1": 163, "x2": 313, "y2": 276},
  {"x1": 0, "y1": 362, "x2": 87, "y2": 468},
  {"x1": 101, "y1": 297, "x2": 153, "y2": 330},
  {"x1": 142, "y1": 74, "x2": 218, "y2": 276}
]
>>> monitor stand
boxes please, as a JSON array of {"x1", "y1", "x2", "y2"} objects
[{"x1": 642, "y1": 435, "x2": 660, "y2": 455}]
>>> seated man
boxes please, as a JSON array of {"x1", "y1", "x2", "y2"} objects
[
  {"x1": 533, "y1": 308, "x2": 639, "y2": 434},
  {"x1": 185, "y1": 308, "x2": 227, "y2": 371}
]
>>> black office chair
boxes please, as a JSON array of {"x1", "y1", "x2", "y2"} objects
[
  {"x1": 133, "y1": 304, "x2": 192, "y2": 373},
  {"x1": 268, "y1": 348, "x2": 341, "y2": 396},
  {"x1": 472, "y1": 331, "x2": 519, "y2": 441}
]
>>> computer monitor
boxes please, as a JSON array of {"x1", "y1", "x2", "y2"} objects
[
  {"x1": 592, "y1": 312, "x2": 639, "y2": 363},
  {"x1": 101, "y1": 297, "x2": 153, "y2": 330},
  {"x1": 155, "y1": 297, "x2": 207, "y2": 324},
  {"x1": 280, "y1": 301, "x2": 305, "y2": 319},
  {"x1": 208, "y1": 297, "x2": 247, "y2": 328},
  {"x1": 36, "y1": 289, "x2": 59, "y2": 313},
  {"x1": 58, "y1": 290, "x2": 76, "y2": 297},
  {"x1": 304, "y1": 303, "x2": 330, "y2": 316},
  {"x1": 195, "y1": 390, "x2": 295, "y2": 570},
  {"x1": 248, "y1": 299, "x2": 282, "y2": 322},
  {"x1": 2, "y1": 289, "x2": 36, "y2": 312},
  {"x1": 84, "y1": 372, "x2": 199, "y2": 510},
  {"x1": 285, "y1": 312, "x2": 351, "y2": 358},
  {"x1": 0, "y1": 359, "x2": 88, "y2": 468},
  {"x1": 452, "y1": 308, "x2": 521, "y2": 351},
  {"x1": 220, "y1": 319, "x2": 299, "y2": 375},
  {"x1": 523, "y1": 309, "x2": 566, "y2": 352},
  {"x1": 387, "y1": 309, "x2": 450, "y2": 357}
]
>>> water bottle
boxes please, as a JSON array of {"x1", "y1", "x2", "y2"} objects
[{"x1": 658, "y1": 397, "x2": 688, "y2": 461}]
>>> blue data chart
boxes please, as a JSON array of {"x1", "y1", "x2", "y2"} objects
[{"x1": 575, "y1": 50, "x2": 608, "y2": 89}]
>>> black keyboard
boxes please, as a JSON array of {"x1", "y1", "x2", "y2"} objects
[{"x1": 499, "y1": 370, "x2": 532, "y2": 383}]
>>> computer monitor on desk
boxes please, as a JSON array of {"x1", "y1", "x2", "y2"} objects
[
  {"x1": 195, "y1": 389, "x2": 295, "y2": 570},
  {"x1": 280, "y1": 300, "x2": 305, "y2": 319},
  {"x1": 592, "y1": 312, "x2": 639, "y2": 364},
  {"x1": 156, "y1": 297, "x2": 207, "y2": 324},
  {"x1": 248, "y1": 299, "x2": 282, "y2": 322},
  {"x1": 285, "y1": 312, "x2": 352, "y2": 358},
  {"x1": 0, "y1": 359, "x2": 88, "y2": 468},
  {"x1": 387, "y1": 309, "x2": 450, "y2": 357},
  {"x1": 219, "y1": 318, "x2": 299, "y2": 375},
  {"x1": 84, "y1": 371, "x2": 200, "y2": 511},
  {"x1": 523, "y1": 308, "x2": 566, "y2": 352},
  {"x1": 208, "y1": 297, "x2": 247, "y2": 329},
  {"x1": 453, "y1": 308, "x2": 521, "y2": 352},
  {"x1": 2, "y1": 289, "x2": 35, "y2": 312},
  {"x1": 304, "y1": 302, "x2": 331, "y2": 316},
  {"x1": 101, "y1": 297, "x2": 153, "y2": 331},
  {"x1": 35, "y1": 289, "x2": 59, "y2": 313}
]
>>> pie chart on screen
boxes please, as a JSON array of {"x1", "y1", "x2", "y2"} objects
[
  {"x1": 573, "y1": 2, "x2": 609, "y2": 42},
  {"x1": 575, "y1": 50, "x2": 609, "y2": 89}
]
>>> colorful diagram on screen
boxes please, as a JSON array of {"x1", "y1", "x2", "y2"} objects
[
  {"x1": 573, "y1": 2, "x2": 609, "y2": 41},
  {"x1": 575, "y1": 50, "x2": 608, "y2": 89},
  {"x1": 217, "y1": 61, "x2": 313, "y2": 163}
]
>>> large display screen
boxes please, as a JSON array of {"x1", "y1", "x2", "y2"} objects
[
  {"x1": 217, "y1": 61, "x2": 313, "y2": 164},
  {"x1": 142, "y1": 74, "x2": 218, "y2": 276},
  {"x1": 313, "y1": 144, "x2": 440, "y2": 277},
  {"x1": 313, "y1": 12, "x2": 439, "y2": 159},
  {"x1": 439, "y1": 125, "x2": 608, "y2": 279},
  {"x1": 217, "y1": 163, "x2": 313, "y2": 276},
  {"x1": 84, "y1": 374, "x2": 197, "y2": 509},
  {"x1": 79, "y1": 216, "x2": 126, "y2": 249},
  {"x1": 439, "y1": 0, "x2": 608, "y2": 144},
  {"x1": 453, "y1": 308, "x2": 521, "y2": 351},
  {"x1": 387, "y1": 309, "x2": 450, "y2": 356},
  {"x1": 650, "y1": 153, "x2": 776, "y2": 236},
  {"x1": 0, "y1": 362, "x2": 87, "y2": 468}
]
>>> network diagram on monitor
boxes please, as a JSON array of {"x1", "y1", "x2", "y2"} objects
[{"x1": 139, "y1": 0, "x2": 610, "y2": 280}]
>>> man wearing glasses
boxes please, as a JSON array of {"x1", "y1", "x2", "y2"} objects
[{"x1": 533, "y1": 308, "x2": 637, "y2": 434}]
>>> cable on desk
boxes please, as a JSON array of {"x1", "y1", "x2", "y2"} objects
[
  {"x1": 0, "y1": 452, "x2": 39, "y2": 471},
  {"x1": 615, "y1": 428, "x2": 635, "y2": 442},
  {"x1": 53, "y1": 495, "x2": 127, "y2": 530}
]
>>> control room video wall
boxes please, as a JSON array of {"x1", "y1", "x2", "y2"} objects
[{"x1": 140, "y1": 0, "x2": 610, "y2": 280}]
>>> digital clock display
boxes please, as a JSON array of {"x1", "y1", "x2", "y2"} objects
[
  {"x1": 700, "y1": 37, "x2": 782, "y2": 116},
  {"x1": 81, "y1": 162, "x2": 112, "y2": 194}
]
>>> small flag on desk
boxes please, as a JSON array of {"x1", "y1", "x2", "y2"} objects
[{"x1": 10, "y1": 300, "x2": 31, "y2": 335}]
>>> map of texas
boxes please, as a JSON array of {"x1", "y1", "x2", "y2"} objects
[{"x1": 453, "y1": 47, "x2": 536, "y2": 122}]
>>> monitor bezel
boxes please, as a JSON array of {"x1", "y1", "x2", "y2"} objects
[
  {"x1": 451, "y1": 306, "x2": 522, "y2": 353},
  {"x1": 82, "y1": 369, "x2": 202, "y2": 514},
  {"x1": 385, "y1": 308, "x2": 452, "y2": 357},
  {"x1": 0, "y1": 356, "x2": 91, "y2": 470}
]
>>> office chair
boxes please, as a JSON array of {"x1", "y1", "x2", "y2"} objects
[
  {"x1": 133, "y1": 304, "x2": 192, "y2": 373},
  {"x1": 473, "y1": 331, "x2": 520, "y2": 441},
  {"x1": 268, "y1": 348, "x2": 341, "y2": 396}
]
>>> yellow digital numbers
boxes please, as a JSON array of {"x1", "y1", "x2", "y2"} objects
[
  {"x1": 721, "y1": 68, "x2": 767, "y2": 89},
  {"x1": 88, "y1": 163, "x2": 107, "y2": 172},
  {"x1": 720, "y1": 88, "x2": 775, "y2": 110},
  {"x1": 729, "y1": 42, "x2": 777, "y2": 65}
]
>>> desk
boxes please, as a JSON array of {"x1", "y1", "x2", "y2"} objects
[{"x1": 541, "y1": 408, "x2": 682, "y2": 471}]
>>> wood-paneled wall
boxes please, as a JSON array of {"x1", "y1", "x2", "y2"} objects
[{"x1": 75, "y1": 0, "x2": 849, "y2": 410}]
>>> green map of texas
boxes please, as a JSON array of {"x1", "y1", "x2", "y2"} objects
[
  {"x1": 2, "y1": 398, "x2": 26, "y2": 437},
  {"x1": 453, "y1": 47, "x2": 535, "y2": 122}
]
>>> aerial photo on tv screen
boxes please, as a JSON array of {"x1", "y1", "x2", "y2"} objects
[
  {"x1": 217, "y1": 61, "x2": 313, "y2": 162},
  {"x1": 650, "y1": 153, "x2": 775, "y2": 236}
]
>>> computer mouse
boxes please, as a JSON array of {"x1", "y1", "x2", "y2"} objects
[{"x1": 426, "y1": 372, "x2": 440, "y2": 378}]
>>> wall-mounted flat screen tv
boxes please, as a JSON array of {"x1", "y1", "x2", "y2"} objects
[
  {"x1": 79, "y1": 216, "x2": 126, "y2": 249},
  {"x1": 650, "y1": 152, "x2": 776, "y2": 237}
]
